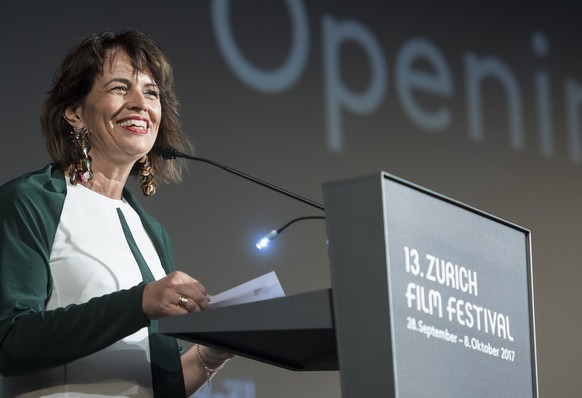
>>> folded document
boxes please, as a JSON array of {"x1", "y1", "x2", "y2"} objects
[{"x1": 209, "y1": 271, "x2": 285, "y2": 309}]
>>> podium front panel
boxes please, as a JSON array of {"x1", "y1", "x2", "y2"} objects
[{"x1": 324, "y1": 172, "x2": 537, "y2": 398}]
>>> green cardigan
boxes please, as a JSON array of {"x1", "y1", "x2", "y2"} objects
[{"x1": 0, "y1": 164, "x2": 175, "y2": 376}]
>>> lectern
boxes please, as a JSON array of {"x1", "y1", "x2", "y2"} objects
[{"x1": 159, "y1": 172, "x2": 539, "y2": 397}]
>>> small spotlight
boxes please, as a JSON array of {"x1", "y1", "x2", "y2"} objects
[{"x1": 255, "y1": 230, "x2": 278, "y2": 250}]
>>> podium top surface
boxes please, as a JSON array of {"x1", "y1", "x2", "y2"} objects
[{"x1": 159, "y1": 288, "x2": 338, "y2": 371}]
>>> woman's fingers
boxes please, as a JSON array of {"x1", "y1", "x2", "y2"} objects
[{"x1": 142, "y1": 271, "x2": 211, "y2": 320}]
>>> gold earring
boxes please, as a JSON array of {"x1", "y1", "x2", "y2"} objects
[
  {"x1": 68, "y1": 125, "x2": 93, "y2": 185},
  {"x1": 138, "y1": 155, "x2": 157, "y2": 196}
]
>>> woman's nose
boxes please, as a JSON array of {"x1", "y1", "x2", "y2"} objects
[{"x1": 127, "y1": 90, "x2": 149, "y2": 112}]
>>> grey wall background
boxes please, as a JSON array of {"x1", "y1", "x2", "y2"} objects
[{"x1": 1, "y1": 1, "x2": 581, "y2": 396}]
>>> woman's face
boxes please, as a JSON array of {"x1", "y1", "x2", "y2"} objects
[{"x1": 66, "y1": 50, "x2": 162, "y2": 169}]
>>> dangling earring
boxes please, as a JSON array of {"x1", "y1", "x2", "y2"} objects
[
  {"x1": 68, "y1": 125, "x2": 93, "y2": 185},
  {"x1": 138, "y1": 155, "x2": 157, "y2": 196}
]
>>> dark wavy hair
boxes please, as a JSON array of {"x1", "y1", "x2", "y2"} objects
[{"x1": 40, "y1": 29, "x2": 191, "y2": 184}]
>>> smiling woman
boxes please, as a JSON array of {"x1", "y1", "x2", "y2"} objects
[
  {"x1": 41, "y1": 30, "x2": 190, "y2": 191},
  {"x1": 0, "y1": 30, "x2": 233, "y2": 398},
  {"x1": 62, "y1": 50, "x2": 162, "y2": 198}
]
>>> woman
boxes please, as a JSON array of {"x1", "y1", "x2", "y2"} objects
[{"x1": 0, "y1": 30, "x2": 231, "y2": 397}]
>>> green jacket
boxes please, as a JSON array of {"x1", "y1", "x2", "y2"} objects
[{"x1": 0, "y1": 164, "x2": 175, "y2": 376}]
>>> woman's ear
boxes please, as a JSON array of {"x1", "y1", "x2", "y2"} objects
[{"x1": 63, "y1": 104, "x2": 82, "y2": 127}]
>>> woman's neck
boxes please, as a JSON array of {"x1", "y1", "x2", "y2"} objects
[
  {"x1": 81, "y1": 159, "x2": 134, "y2": 200},
  {"x1": 71, "y1": 149, "x2": 142, "y2": 199},
  {"x1": 81, "y1": 172, "x2": 126, "y2": 200}
]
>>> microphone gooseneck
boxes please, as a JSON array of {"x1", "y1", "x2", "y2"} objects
[
  {"x1": 155, "y1": 144, "x2": 325, "y2": 211},
  {"x1": 255, "y1": 216, "x2": 326, "y2": 250}
]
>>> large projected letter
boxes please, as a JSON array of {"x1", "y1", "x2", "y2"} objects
[
  {"x1": 465, "y1": 54, "x2": 524, "y2": 149},
  {"x1": 532, "y1": 32, "x2": 553, "y2": 157},
  {"x1": 211, "y1": 0, "x2": 309, "y2": 92},
  {"x1": 322, "y1": 16, "x2": 387, "y2": 152},
  {"x1": 395, "y1": 37, "x2": 453, "y2": 132}
]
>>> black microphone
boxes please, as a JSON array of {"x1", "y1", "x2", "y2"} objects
[{"x1": 155, "y1": 144, "x2": 325, "y2": 211}]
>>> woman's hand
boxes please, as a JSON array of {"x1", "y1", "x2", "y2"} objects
[{"x1": 142, "y1": 271, "x2": 210, "y2": 320}]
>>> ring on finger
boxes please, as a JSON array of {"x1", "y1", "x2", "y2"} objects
[{"x1": 177, "y1": 295, "x2": 189, "y2": 309}]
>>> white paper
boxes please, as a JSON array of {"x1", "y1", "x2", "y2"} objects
[{"x1": 209, "y1": 271, "x2": 285, "y2": 309}]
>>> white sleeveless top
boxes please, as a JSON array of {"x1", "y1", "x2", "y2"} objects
[{"x1": 6, "y1": 180, "x2": 167, "y2": 398}]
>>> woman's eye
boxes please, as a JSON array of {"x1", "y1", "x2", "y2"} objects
[
  {"x1": 145, "y1": 90, "x2": 160, "y2": 99},
  {"x1": 111, "y1": 86, "x2": 127, "y2": 93}
]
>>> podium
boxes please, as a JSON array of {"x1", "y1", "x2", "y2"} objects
[{"x1": 160, "y1": 172, "x2": 538, "y2": 397}]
